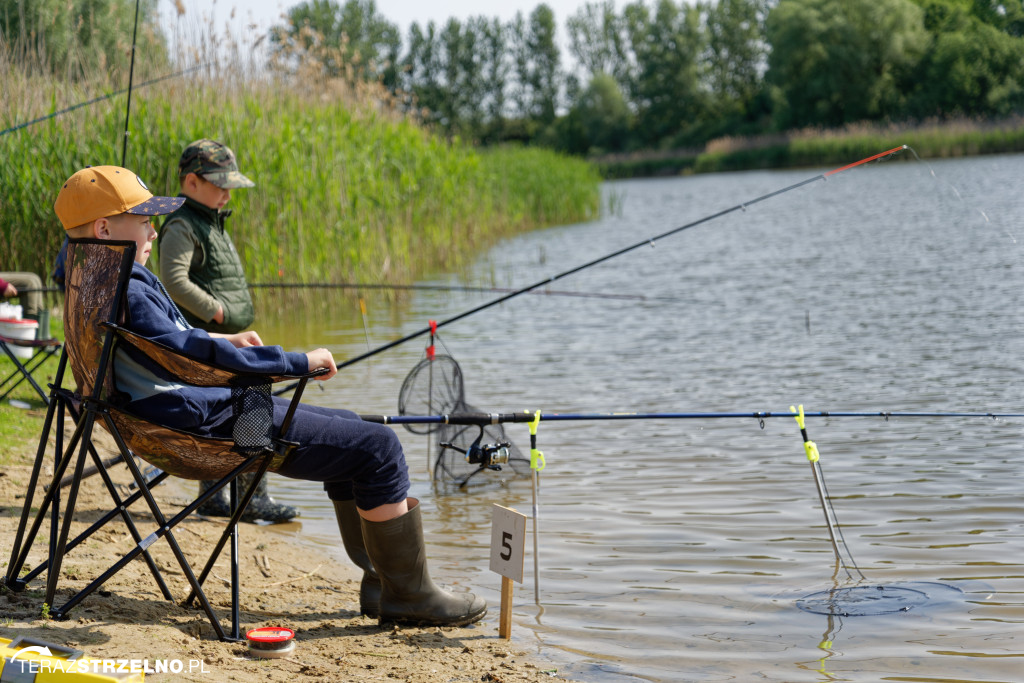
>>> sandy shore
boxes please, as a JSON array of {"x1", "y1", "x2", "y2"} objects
[{"x1": 0, "y1": 415, "x2": 576, "y2": 682}]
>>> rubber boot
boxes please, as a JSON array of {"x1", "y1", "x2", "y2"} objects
[
  {"x1": 360, "y1": 499, "x2": 487, "y2": 627},
  {"x1": 333, "y1": 499, "x2": 382, "y2": 617},
  {"x1": 197, "y1": 473, "x2": 299, "y2": 523}
]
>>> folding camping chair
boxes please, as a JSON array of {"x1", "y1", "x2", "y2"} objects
[
  {"x1": 3, "y1": 238, "x2": 324, "y2": 641},
  {"x1": 0, "y1": 331, "x2": 62, "y2": 404}
]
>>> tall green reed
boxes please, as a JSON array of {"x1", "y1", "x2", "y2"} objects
[{"x1": 1, "y1": 17, "x2": 600, "y2": 290}]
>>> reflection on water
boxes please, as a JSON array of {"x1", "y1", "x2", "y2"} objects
[{"x1": 258, "y1": 154, "x2": 1024, "y2": 682}]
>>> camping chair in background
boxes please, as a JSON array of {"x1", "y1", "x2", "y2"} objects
[
  {"x1": 0, "y1": 331, "x2": 62, "y2": 404},
  {"x1": 3, "y1": 238, "x2": 324, "y2": 641}
]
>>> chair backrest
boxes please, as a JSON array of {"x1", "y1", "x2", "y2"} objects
[
  {"x1": 62, "y1": 238, "x2": 293, "y2": 480},
  {"x1": 63, "y1": 239, "x2": 135, "y2": 401}
]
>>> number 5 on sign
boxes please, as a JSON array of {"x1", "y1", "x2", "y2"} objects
[{"x1": 490, "y1": 504, "x2": 527, "y2": 638}]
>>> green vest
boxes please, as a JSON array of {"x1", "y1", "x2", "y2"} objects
[{"x1": 158, "y1": 197, "x2": 255, "y2": 334}]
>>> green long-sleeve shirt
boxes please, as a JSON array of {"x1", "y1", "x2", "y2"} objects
[{"x1": 156, "y1": 197, "x2": 255, "y2": 334}]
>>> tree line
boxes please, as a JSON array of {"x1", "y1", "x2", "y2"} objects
[
  {"x1": 274, "y1": 0, "x2": 1024, "y2": 155},
  {"x1": 4, "y1": 0, "x2": 1023, "y2": 159}
]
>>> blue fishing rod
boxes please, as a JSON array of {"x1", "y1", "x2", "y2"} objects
[{"x1": 359, "y1": 408, "x2": 1024, "y2": 426}]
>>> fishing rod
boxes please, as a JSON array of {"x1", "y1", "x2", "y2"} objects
[
  {"x1": 18, "y1": 283, "x2": 648, "y2": 301},
  {"x1": 359, "y1": 407, "x2": 1024, "y2": 426},
  {"x1": 332, "y1": 146, "x2": 910, "y2": 373},
  {"x1": 369, "y1": 405, "x2": 1024, "y2": 490},
  {"x1": 249, "y1": 281, "x2": 647, "y2": 301},
  {"x1": 121, "y1": 0, "x2": 142, "y2": 166},
  {"x1": 791, "y1": 405, "x2": 865, "y2": 580}
]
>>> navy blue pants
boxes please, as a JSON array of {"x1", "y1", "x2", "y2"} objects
[
  {"x1": 134, "y1": 391, "x2": 410, "y2": 510},
  {"x1": 270, "y1": 397, "x2": 411, "y2": 509}
]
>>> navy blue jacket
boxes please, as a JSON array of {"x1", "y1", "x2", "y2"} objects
[{"x1": 117, "y1": 263, "x2": 308, "y2": 434}]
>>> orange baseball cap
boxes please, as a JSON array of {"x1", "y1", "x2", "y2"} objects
[{"x1": 54, "y1": 165, "x2": 184, "y2": 230}]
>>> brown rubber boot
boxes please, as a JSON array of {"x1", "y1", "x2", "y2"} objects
[
  {"x1": 360, "y1": 499, "x2": 487, "y2": 627},
  {"x1": 332, "y1": 499, "x2": 381, "y2": 617}
]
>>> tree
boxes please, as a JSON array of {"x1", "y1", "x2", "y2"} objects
[
  {"x1": 702, "y1": 0, "x2": 770, "y2": 124},
  {"x1": 965, "y1": 0, "x2": 1024, "y2": 36},
  {"x1": 475, "y1": 17, "x2": 509, "y2": 138},
  {"x1": 623, "y1": 0, "x2": 704, "y2": 146},
  {"x1": 272, "y1": 0, "x2": 400, "y2": 84},
  {"x1": 765, "y1": 0, "x2": 929, "y2": 129},
  {"x1": 507, "y1": 12, "x2": 533, "y2": 122},
  {"x1": 911, "y1": 11, "x2": 1024, "y2": 116},
  {"x1": 566, "y1": 1, "x2": 631, "y2": 88},
  {"x1": 527, "y1": 4, "x2": 562, "y2": 125},
  {"x1": 403, "y1": 21, "x2": 445, "y2": 122},
  {"x1": 568, "y1": 71, "x2": 632, "y2": 154}
]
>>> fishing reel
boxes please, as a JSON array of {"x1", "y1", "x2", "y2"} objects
[{"x1": 439, "y1": 425, "x2": 510, "y2": 471}]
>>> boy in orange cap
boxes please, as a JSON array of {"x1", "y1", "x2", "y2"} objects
[{"x1": 53, "y1": 165, "x2": 486, "y2": 628}]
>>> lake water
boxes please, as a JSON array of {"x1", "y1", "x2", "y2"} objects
[{"x1": 254, "y1": 152, "x2": 1024, "y2": 682}]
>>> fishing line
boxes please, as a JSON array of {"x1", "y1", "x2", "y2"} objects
[
  {"x1": 814, "y1": 462, "x2": 864, "y2": 580},
  {"x1": 0, "y1": 66, "x2": 205, "y2": 139},
  {"x1": 904, "y1": 146, "x2": 1010, "y2": 243}
]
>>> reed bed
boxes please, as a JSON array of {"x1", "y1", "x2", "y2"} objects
[
  {"x1": 695, "y1": 117, "x2": 1024, "y2": 173},
  {"x1": 0, "y1": 18, "x2": 600, "y2": 290}
]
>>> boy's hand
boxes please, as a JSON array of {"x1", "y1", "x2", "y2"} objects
[
  {"x1": 230, "y1": 331, "x2": 263, "y2": 348},
  {"x1": 3, "y1": 283, "x2": 17, "y2": 297},
  {"x1": 307, "y1": 348, "x2": 337, "y2": 380},
  {"x1": 210, "y1": 331, "x2": 263, "y2": 347},
  {"x1": 212, "y1": 306, "x2": 225, "y2": 324}
]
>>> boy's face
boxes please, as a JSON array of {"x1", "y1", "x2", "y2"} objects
[
  {"x1": 103, "y1": 213, "x2": 158, "y2": 265},
  {"x1": 182, "y1": 173, "x2": 231, "y2": 210}
]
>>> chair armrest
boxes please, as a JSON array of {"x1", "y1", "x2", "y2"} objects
[
  {"x1": 102, "y1": 322, "x2": 328, "y2": 388},
  {"x1": 0, "y1": 335, "x2": 61, "y2": 349}
]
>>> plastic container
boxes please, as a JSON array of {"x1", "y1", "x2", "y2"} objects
[
  {"x1": 0, "y1": 302, "x2": 22, "y2": 319},
  {"x1": 245, "y1": 627, "x2": 295, "y2": 659},
  {"x1": 0, "y1": 318, "x2": 38, "y2": 359}
]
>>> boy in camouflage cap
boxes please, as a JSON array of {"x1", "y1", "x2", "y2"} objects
[{"x1": 158, "y1": 139, "x2": 295, "y2": 523}]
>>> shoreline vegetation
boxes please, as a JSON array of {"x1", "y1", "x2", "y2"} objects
[{"x1": 593, "y1": 116, "x2": 1024, "y2": 178}]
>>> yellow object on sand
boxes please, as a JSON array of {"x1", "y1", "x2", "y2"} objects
[{"x1": 0, "y1": 635, "x2": 145, "y2": 682}]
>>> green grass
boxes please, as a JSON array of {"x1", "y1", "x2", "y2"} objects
[{"x1": 0, "y1": 316, "x2": 64, "y2": 467}]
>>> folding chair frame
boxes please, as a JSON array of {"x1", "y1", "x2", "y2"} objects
[
  {"x1": 0, "y1": 334, "x2": 62, "y2": 404},
  {"x1": 3, "y1": 239, "x2": 319, "y2": 642}
]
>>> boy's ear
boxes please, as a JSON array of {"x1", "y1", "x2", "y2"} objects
[{"x1": 92, "y1": 217, "x2": 111, "y2": 239}]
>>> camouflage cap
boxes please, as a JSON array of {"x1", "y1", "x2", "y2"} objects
[{"x1": 178, "y1": 139, "x2": 255, "y2": 189}]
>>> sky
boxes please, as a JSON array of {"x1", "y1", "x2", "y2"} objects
[{"x1": 159, "y1": 0, "x2": 593, "y2": 39}]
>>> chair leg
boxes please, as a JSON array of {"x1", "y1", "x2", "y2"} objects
[
  {"x1": 0, "y1": 343, "x2": 52, "y2": 404},
  {"x1": 100, "y1": 412, "x2": 232, "y2": 641},
  {"x1": 45, "y1": 419, "x2": 96, "y2": 608},
  {"x1": 4, "y1": 381, "x2": 72, "y2": 590},
  {"x1": 186, "y1": 456, "x2": 275, "y2": 641}
]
